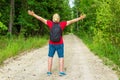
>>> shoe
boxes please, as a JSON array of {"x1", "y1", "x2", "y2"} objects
[
  {"x1": 59, "y1": 72, "x2": 66, "y2": 76},
  {"x1": 47, "y1": 72, "x2": 52, "y2": 76}
]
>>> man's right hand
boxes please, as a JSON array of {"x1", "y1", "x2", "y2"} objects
[{"x1": 28, "y1": 10, "x2": 35, "y2": 16}]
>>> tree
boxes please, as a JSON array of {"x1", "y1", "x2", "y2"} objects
[{"x1": 9, "y1": 0, "x2": 15, "y2": 35}]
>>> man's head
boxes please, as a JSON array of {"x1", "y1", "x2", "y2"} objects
[{"x1": 52, "y1": 13, "x2": 60, "y2": 23}]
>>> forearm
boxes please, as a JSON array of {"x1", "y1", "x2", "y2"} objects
[
  {"x1": 70, "y1": 17, "x2": 81, "y2": 24},
  {"x1": 32, "y1": 13, "x2": 47, "y2": 24},
  {"x1": 67, "y1": 17, "x2": 82, "y2": 26}
]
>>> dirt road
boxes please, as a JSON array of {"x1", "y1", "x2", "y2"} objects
[{"x1": 0, "y1": 34, "x2": 118, "y2": 80}]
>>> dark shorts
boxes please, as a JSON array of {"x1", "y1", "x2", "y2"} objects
[{"x1": 48, "y1": 44, "x2": 64, "y2": 58}]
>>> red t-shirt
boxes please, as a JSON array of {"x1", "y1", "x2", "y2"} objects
[{"x1": 47, "y1": 20, "x2": 67, "y2": 44}]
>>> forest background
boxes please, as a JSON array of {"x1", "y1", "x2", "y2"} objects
[{"x1": 0, "y1": 0, "x2": 120, "y2": 76}]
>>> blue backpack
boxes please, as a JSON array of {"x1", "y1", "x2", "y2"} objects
[{"x1": 50, "y1": 23, "x2": 62, "y2": 42}]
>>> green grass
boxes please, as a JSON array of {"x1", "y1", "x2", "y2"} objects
[
  {"x1": 0, "y1": 36, "x2": 48, "y2": 64},
  {"x1": 75, "y1": 32, "x2": 120, "y2": 78}
]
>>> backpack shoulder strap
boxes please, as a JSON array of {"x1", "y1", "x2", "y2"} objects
[{"x1": 51, "y1": 22, "x2": 60, "y2": 28}]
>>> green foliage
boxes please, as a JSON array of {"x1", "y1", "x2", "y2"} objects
[
  {"x1": 0, "y1": 22, "x2": 7, "y2": 31},
  {"x1": 74, "y1": 0, "x2": 120, "y2": 76},
  {"x1": 0, "y1": 1, "x2": 10, "y2": 26},
  {"x1": 0, "y1": 12, "x2": 7, "y2": 34},
  {"x1": 0, "y1": 0, "x2": 71, "y2": 36},
  {"x1": 73, "y1": 0, "x2": 98, "y2": 35}
]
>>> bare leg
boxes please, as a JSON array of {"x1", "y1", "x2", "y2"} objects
[
  {"x1": 48, "y1": 57, "x2": 53, "y2": 72},
  {"x1": 59, "y1": 58, "x2": 64, "y2": 72}
]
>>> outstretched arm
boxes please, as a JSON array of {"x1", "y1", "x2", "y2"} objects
[
  {"x1": 28, "y1": 10, "x2": 47, "y2": 25},
  {"x1": 67, "y1": 14, "x2": 86, "y2": 26}
]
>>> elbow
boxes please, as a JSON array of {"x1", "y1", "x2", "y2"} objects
[{"x1": 67, "y1": 21, "x2": 72, "y2": 26}]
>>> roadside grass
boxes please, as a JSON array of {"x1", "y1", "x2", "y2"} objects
[
  {"x1": 0, "y1": 36, "x2": 48, "y2": 64},
  {"x1": 75, "y1": 32, "x2": 120, "y2": 78}
]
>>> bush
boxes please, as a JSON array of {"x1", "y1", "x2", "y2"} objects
[{"x1": 0, "y1": 36, "x2": 47, "y2": 64}]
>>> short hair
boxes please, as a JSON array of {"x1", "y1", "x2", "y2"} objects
[{"x1": 52, "y1": 13, "x2": 60, "y2": 23}]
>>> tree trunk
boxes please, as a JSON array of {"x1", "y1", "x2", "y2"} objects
[{"x1": 9, "y1": 0, "x2": 14, "y2": 35}]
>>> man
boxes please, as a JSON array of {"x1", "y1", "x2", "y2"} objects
[{"x1": 28, "y1": 10, "x2": 86, "y2": 76}]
